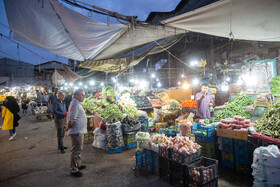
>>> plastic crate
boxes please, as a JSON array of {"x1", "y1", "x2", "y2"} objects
[
  {"x1": 167, "y1": 129, "x2": 178, "y2": 136},
  {"x1": 222, "y1": 159, "x2": 235, "y2": 169},
  {"x1": 222, "y1": 151, "x2": 234, "y2": 162},
  {"x1": 139, "y1": 117, "x2": 149, "y2": 132},
  {"x1": 189, "y1": 179, "x2": 218, "y2": 187},
  {"x1": 234, "y1": 139, "x2": 248, "y2": 156},
  {"x1": 159, "y1": 146, "x2": 172, "y2": 159},
  {"x1": 221, "y1": 137, "x2": 234, "y2": 154},
  {"x1": 124, "y1": 142, "x2": 137, "y2": 150},
  {"x1": 145, "y1": 150, "x2": 159, "y2": 174},
  {"x1": 108, "y1": 146, "x2": 123, "y2": 154},
  {"x1": 135, "y1": 150, "x2": 146, "y2": 168},
  {"x1": 170, "y1": 148, "x2": 202, "y2": 165},
  {"x1": 123, "y1": 132, "x2": 136, "y2": 144},
  {"x1": 236, "y1": 163, "x2": 249, "y2": 173},
  {"x1": 159, "y1": 128, "x2": 167, "y2": 135},
  {"x1": 159, "y1": 156, "x2": 172, "y2": 183},
  {"x1": 192, "y1": 123, "x2": 216, "y2": 137},
  {"x1": 169, "y1": 160, "x2": 187, "y2": 187},
  {"x1": 188, "y1": 157, "x2": 219, "y2": 185},
  {"x1": 197, "y1": 141, "x2": 215, "y2": 158},
  {"x1": 195, "y1": 134, "x2": 216, "y2": 143},
  {"x1": 235, "y1": 154, "x2": 248, "y2": 165}
]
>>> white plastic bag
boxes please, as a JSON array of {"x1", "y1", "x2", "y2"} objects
[{"x1": 92, "y1": 128, "x2": 107, "y2": 149}]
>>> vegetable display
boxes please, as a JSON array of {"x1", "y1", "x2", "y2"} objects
[
  {"x1": 100, "y1": 104, "x2": 124, "y2": 123},
  {"x1": 169, "y1": 101, "x2": 181, "y2": 110},
  {"x1": 167, "y1": 126, "x2": 178, "y2": 130},
  {"x1": 218, "y1": 116, "x2": 254, "y2": 131},
  {"x1": 214, "y1": 93, "x2": 252, "y2": 121},
  {"x1": 164, "y1": 99, "x2": 180, "y2": 105},
  {"x1": 255, "y1": 102, "x2": 280, "y2": 138},
  {"x1": 270, "y1": 75, "x2": 280, "y2": 97},
  {"x1": 160, "y1": 136, "x2": 201, "y2": 154},
  {"x1": 102, "y1": 86, "x2": 115, "y2": 97},
  {"x1": 134, "y1": 96, "x2": 152, "y2": 108},
  {"x1": 118, "y1": 93, "x2": 136, "y2": 107},
  {"x1": 231, "y1": 92, "x2": 253, "y2": 106},
  {"x1": 182, "y1": 100, "x2": 197, "y2": 108},
  {"x1": 122, "y1": 105, "x2": 140, "y2": 118}
]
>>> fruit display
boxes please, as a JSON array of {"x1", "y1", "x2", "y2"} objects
[
  {"x1": 148, "y1": 99, "x2": 162, "y2": 106},
  {"x1": 164, "y1": 99, "x2": 180, "y2": 105},
  {"x1": 150, "y1": 134, "x2": 168, "y2": 144},
  {"x1": 218, "y1": 116, "x2": 254, "y2": 131},
  {"x1": 134, "y1": 96, "x2": 152, "y2": 108},
  {"x1": 190, "y1": 167, "x2": 214, "y2": 183}
]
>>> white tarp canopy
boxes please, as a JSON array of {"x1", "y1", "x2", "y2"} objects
[
  {"x1": 4, "y1": 0, "x2": 185, "y2": 64},
  {"x1": 161, "y1": 0, "x2": 280, "y2": 42},
  {"x1": 4, "y1": 0, "x2": 126, "y2": 61}
]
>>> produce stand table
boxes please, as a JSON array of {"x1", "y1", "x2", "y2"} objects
[{"x1": 137, "y1": 105, "x2": 162, "y2": 110}]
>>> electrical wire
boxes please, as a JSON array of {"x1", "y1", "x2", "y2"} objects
[{"x1": 0, "y1": 33, "x2": 50, "y2": 62}]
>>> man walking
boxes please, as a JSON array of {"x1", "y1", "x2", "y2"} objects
[
  {"x1": 53, "y1": 91, "x2": 67, "y2": 153},
  {"x1": 65, "y1": 89, "x2": 87, "y2": 177}
]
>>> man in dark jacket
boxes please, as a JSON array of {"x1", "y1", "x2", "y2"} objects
[{"x1": 53, "y1": 91, "x2": 67, "y2": 153}]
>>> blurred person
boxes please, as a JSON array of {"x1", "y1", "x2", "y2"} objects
[
  {"x1": 64, "y1": 92, "x2": 74, "y2": 111},
  {"x1": 21, "y1": 93, "x2": 29, "y2": 116},
  {"x1": 48, "y1": 91, "x2": 57, "y2": 106},
  {"x1": 43, "y1": 91, "x2": 49, "y2": 106},
  {"x1": 195, "y1": 83, "x2": 213, "y2": 119},
  {"x1": 65, "y1": 89, "x2": 87, "y2": 177},
  {"x1": 35, "y1": 90, "x2": 43, "y2": 107},
  {"x1": 2, "y1": 96, "x2": 20, "y2": 141},
  {"x1": 53, "y1": 91, "x2": 68, "y2": 153}
]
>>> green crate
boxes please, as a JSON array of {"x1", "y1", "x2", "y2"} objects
[
  {"x1": 197, "y1": 141, "x2": 215, "y2": 157},
  {"x1": 222, "y1": 151, "x2": 234, "y2": 162}
]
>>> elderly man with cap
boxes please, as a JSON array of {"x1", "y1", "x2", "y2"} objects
[{"x1": 195, "y1": 83, "x2": 214, "y2": 119}]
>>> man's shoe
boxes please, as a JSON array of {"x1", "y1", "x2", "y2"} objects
[
  {"x1": 71, "y1": 171, "x2": 83, "y2": 177},
  {"x1": 63, "y1": 146, "x2": 68, "y2": 150},
  {"x1": 60, "y1": 149, "x2": 65, "y2": 154},
  {"x1": 78, "y1": 165, "x2": 86, "y2": 170}
]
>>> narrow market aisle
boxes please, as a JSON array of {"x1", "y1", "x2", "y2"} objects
[
  {"x1": 0, "y1": 111, "x2": 249, "y2": 187},
  {"x1": 0, "y1": 111, "x2": 170, "y2": 187}
]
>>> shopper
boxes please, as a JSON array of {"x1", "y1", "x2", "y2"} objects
[
  {"x1": 65, "y1": 89, "x2": 87, "y2": 177},
  {"x1": 42, "y1": 91, "x2": 49, "y2": 106},
  {"x1": 2, "y1": 96, "x2": 20, "y2": 141},
  {"x1": 21, "y1": 93, "x2": 29, "y2": 116},
  {"x1": 64, "y1": 92, "x2": 73, "y2": 111},
  {"x1": 36, "y1": 90, "x2": 43, "y2": 107},
  {"x1": 53, "y1": 91, "x2": 68, "y2": 153},
  {"x1": 195, "y1": 83, "x2": 214, "y2": 119}
]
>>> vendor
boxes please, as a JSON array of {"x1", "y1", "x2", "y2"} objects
[{"x1": 195, "y1": 83, "x2": 213, "y2": 119}]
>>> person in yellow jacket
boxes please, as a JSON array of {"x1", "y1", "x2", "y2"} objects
[{"x1": 2, "y1": 96, "x2": 20, "y2": 141}]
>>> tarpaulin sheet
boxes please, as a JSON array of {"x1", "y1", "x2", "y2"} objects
[
  {"x1": 4, "y1": 0, "x2": 126, "y2": 61},
  {"x1": 161, "y1": 0, "x2": 280, "y2": 42}
]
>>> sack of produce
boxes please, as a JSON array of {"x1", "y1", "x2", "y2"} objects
[
  {"x1": 122, "y1": 116, "x2": 141, "y2": 133},
  {"x1": 154, "y1": 108, "x2": 163, "y2": 122},
  {"x1": 136, "y1": 132, "x2": 150, "y2": 152},
  {"x1": 252, "y1": 145, "x2": 280, "y2": 186},
  {"x1": 106, "y1": 122, "x2": 123, "y2": 150},
  {"x1": 92, "y1": 128, "x2": 107, "y2": 149},
  {"x1": 179, "y1": 121, "x2": 192, "y2": 137}
]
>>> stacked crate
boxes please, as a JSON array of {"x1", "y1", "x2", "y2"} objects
[
  {"x1": 221, "y1": 137, "x2": 235, "y2": 169},
  {"x1": 192, "y1": 123, "x2": 216, "y2": 159},
  {"x1": 234, "y1": 139, "x2": 249, "y2": 173},
  {"x1": 123, "y1": 132, "x2": 137, "y2": 150}
]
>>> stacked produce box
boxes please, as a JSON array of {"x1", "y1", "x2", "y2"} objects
[
  {"x1": 221, "y1": 137, "x2": 235, "y2": 169},
  {"x1": 192, "y1": 123, "x2": 216, "y2": 159}
]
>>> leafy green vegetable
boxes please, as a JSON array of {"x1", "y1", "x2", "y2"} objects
[
  {"x1": 106, "y1": 86, "x2": 115, "y2": 97},
  {"x1": 270, "y1": 76, "x2": 280, "y2": 97},
  {"x1": 100, "y1": 104, "x2": 124, "y2": 123},
  {"x1": 167, "y1": 126, "x2": 178, "y2": 130},
  {"x1": 122, "y1": 105, "x2": 140, "y2": 118},
  {"x1": 255, "y1": 101, "x2": 280, "y2": 138},
  {"x1": 169, "y1": 101, "x2": 181, "y2": 110}
]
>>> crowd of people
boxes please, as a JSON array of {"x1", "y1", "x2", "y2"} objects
[{"x1": 1, "y1": 88, "x2": 88, "y2": 177}]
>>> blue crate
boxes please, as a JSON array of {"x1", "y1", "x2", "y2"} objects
[
  {"x1": 235, "y1": 154, "x2": 248, "y2": 165},
  {"x1": 234, "y1": 139, "x2": 248, "y2": 156},
  {"x1": 167, "y1": 129, "x2": 178, "y2": 136},
  {"x1": 191, "y1": 123, "x2": 215, "y2": 137},
  {"x1": 135, "y1": 150, "x2": 147, "y2": 168},
  {"x1": 222, "y1": 159, "x2": 235, "y2": 169},
  {"x1": 195, "y1": 134, "x2": 215, "y2": 143},
  {"x1": 222, "y1": 137, "x2": 234, "y2": 154},
  {"x1": 124, "y1": 142, "x2": 137, "y2": 150},
  {"x1": 139, "y1": 117, "x2": 149, "y2": 132},
  {"x1": 159, "y1": 128, "x2": 168, "y2": 135},
  {"x1": 145, "y1": 150, "x2": 159, "y2": 173},
  {"x1": 108, "y1": 146, "x2": 123, "y2": 154}
]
